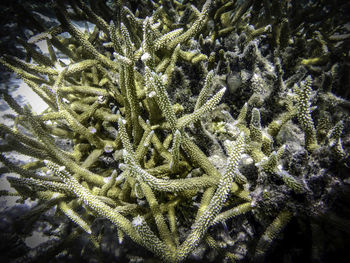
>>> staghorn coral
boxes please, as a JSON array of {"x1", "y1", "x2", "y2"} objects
[{"x1": 0, "y1": 0, "x2": 349, "y2": 262}]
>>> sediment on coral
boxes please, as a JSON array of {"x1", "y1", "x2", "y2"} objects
[{"x1": 0, "y1": 0, "x2": 349, "y2": 262}]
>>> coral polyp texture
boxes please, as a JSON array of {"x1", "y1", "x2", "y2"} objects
[{"x1": 0, "y1": 0, "x2": 349, "y2": 262}]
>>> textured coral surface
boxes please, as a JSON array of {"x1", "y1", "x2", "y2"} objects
[{"x1": 0, "y1": 0, "x2": 349, "y2": 262}]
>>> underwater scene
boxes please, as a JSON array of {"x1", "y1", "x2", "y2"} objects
[{"x1": 0, "y1": 0, "x2": 349, "y2": 262}]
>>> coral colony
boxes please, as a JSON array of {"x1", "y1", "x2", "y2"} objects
[{"x1": 0, "y1": 0, "x2": 349, "y2": 262}]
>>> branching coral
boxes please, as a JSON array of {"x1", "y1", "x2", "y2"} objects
[{"x1": 0, "y1": 0, "x2": 349, "y2": 262}]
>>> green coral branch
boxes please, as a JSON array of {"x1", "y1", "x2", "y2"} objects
[
  {"x1": 122, "y1": 153, "x2": 217, "y2": 192},
  {"x1": 177, "y1": 87, "x2": 226, "y2": 129},
  {"x1": 54, "y1": 2, "x2": 119, "y2": 71},
  {"x1": 255, "y1": 210, "x2": 293, "y2": 261},
  {"x1": 58, "y1": 201, "x2": 92, "y2": 234},
  {"x1": 145, "y1": 67, "x2": 178, "y2": 132},
  {"x1": 175, "y1": 133, "x2": 245, "y2": 262},
  {"x1": 211, "y1": 202, "x2": 252, "y2": 226},
  {"x1": 170, "y1": 129, "x2": 182, "y2": 171},
  {"x1": 43, "y1": 160, "x2": 144, "y2": 245},
  {"x1": 294, "y1": 76, "x2": 319, "y2": 151}
]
